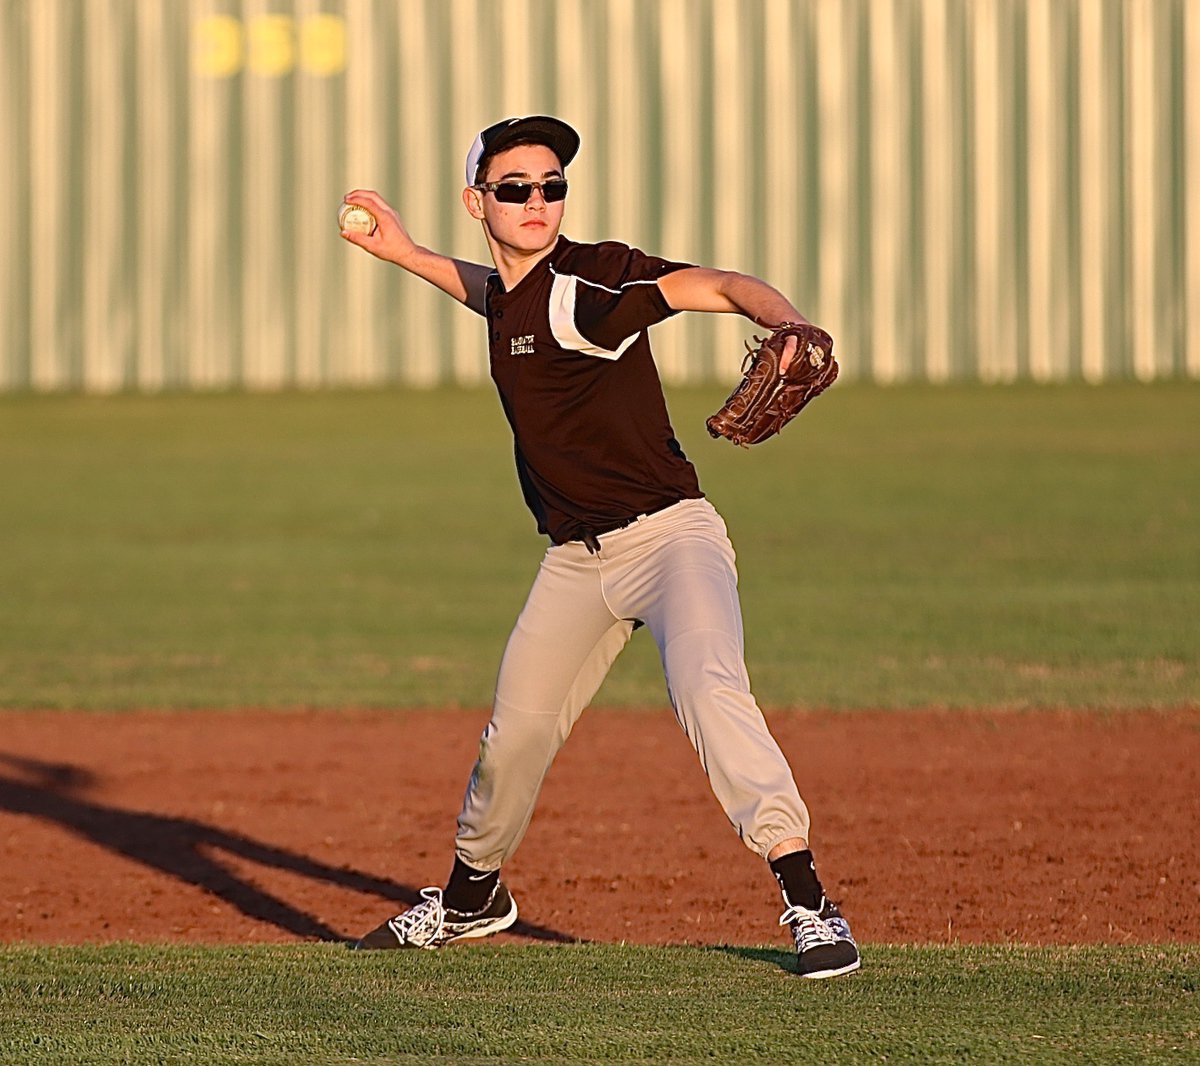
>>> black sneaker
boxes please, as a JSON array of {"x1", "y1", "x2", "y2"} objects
[
  {"x1": 780, "y1": 896, "x2": 861, "y2": 979},
  {"x1": 354, "y1": 883, "x2": 518, "y2": 950}
]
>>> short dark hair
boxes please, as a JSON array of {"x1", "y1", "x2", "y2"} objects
[{"x1": 476, "y1": 137, "x2": 564, "y2": 185}]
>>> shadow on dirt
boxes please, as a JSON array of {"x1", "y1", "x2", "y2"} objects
[{"x1": 0, "y1": 753, "x2": 575, "y2": 946}]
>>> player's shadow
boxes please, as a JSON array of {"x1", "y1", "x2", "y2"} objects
[
  {"x1": 0, "y1": 753, "x2": 576, "y2": 946},
  {"x1": 710, "y1": 945, "x2": 796, "y2": 974}
]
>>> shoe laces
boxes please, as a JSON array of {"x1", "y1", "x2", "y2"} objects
[
  {"x1": 779, "y1": 902, "x2": 838, "y2": 953},
  {"x1": 387, "y1": 886, "x2": 445, "y2": 948}
]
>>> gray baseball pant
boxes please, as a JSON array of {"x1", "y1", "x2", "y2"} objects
[{"x1": 455, "y1": 497, "x2": 811, "y2": 870}]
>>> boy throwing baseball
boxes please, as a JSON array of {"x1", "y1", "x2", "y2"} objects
[{"x1": 341, "y1": 116, "x2": 859, "y2": 978}]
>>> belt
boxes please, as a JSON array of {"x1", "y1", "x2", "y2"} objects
[{"x1": 576, "y1": 499, "x2": 681, "y2": 555}]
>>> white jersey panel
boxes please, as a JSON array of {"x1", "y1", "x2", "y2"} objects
[{"x1": 548, "y1": 272, "x2": 640, "y2": 361}]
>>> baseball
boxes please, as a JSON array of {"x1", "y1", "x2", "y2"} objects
[{"x1": 338, "y1": 202, "x2": 377, "y2": 235}]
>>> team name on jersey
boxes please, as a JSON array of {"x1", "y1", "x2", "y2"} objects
[{"x1": 511, "y1": 334, "x2": 535, "y2": 356}]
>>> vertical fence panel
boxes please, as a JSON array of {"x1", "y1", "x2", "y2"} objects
[
  {"x1": 972, "y1": 0, "x2": 1001, "y2": 382},
  {"x1": 0, "y1": 4, "x2": 23, "y2": 389},
  {"x1": 870, "y1": 0, "x2": 906, "y2": 382},
  {"x1": 1026, "y1": 0, "x2": 1069, "y2": 381},
  {"x1": 762, "y1": 1, "x2": 798, "y2": 327},
  {"x1": 135, "y1": 1, "x2": 171, "y2": 390},
  {"x1": 82, "y1": 0, "x2": 124, "y2": 391},
  {"x1": 242, "y1": 0, "x2": 287, "y2": 389},
  {"x1": 0, "y1": 0, "x2": 1194, "y2": 391},
  {"x1": 1188, "y1": 0, "x2": 1200, "y2": 378},
  {"x1": 27, "y1": 1, "x2": 68, "y2": 390},
  {"x1": 188, "y1": 0, "x2": 234, "y2": 387},
  {"x1": 710, "y1": 2, "x2": 752, "y2": 375},
  {"x1": 1078, "y1": 0, "x2": 1111, "y2": 383},
  {"x1": 815, "y1": 0, "x2": 854, "y2": 380},
  {"x1": 654, "y1": 0, "x2": 702, "y2": 384},
  {"x1": 920, "y1": 0, "x2": 952, "y2": 383},
  {"x1": 447, "y1": 0, "x2": 486, "y2": 386},
  {"x1": 606, "y1": 0, "x2": 638, "y2": 244},
  {"x1": 340, "y1": 0, "x2": 382, "y2": 386},
  {"x1": 1127, "y1": 0, "x2": 1159, "y2": 382},
  {"x1": 293, "y1": 0, "x2": 332, "y2": 387},
  {"x1": 393, "y1": 0, "x2": 438, "y2": 385}
]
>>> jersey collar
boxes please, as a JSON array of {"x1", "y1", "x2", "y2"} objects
[{"x1": 487, "y1": 235, "x2": 572, "y2": 301}]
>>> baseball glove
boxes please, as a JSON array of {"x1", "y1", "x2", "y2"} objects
[{"x1": 706, "y1": 322, "x2": 838, "y2": 447}]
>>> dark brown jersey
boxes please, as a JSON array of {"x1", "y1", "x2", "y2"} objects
[{"x1": 484, "y1": 236, "x2": 704, "y2": 544}]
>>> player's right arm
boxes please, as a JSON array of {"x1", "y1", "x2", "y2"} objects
[{"x1": 340, "y1": 189, "x2": 491, "y2": 316}]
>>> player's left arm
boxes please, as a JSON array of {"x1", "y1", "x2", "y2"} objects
[{"x1": 657, "y1": 267, "x2": 809, "y2": 368}]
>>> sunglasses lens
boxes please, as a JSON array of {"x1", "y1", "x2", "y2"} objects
[
  {"x1": 488, "y1": 181, "x2": 569, "y2": 204},
  {"x1": 493, "y1": 183, "x2": 532, "y2": 204}
]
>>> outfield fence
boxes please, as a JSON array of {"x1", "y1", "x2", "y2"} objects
[{"x1": 1, "y1": 0, "x2": 1196, "y2": 391}]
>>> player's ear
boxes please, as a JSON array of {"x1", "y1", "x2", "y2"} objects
[{"x1": 463, "y1": 186, "x2": 485, "y2": 220}]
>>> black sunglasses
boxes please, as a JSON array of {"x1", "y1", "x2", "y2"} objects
[{"x1": 474, "y1": 179, "x2": 569, "y2": 204}]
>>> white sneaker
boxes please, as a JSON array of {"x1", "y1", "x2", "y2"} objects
[
  {"x1": 780, "y1": 896, "x2": 861, "y2": 979},
  {"x1": 354, "y1": 884, "x2": 518, "y2": 950}
]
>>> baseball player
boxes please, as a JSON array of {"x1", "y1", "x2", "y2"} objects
[{"x1": 341, "y1": 116, "x2": 859, "y2": 978}]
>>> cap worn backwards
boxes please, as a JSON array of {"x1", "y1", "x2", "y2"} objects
[{"x1": 464, "y1": 116, "x2": 580, "y2": 187}]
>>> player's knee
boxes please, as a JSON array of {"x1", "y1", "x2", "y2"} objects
[
  {"x1": 662, "y1": 632, "x2": 749, "y2": 701},
  {"x1": 477, "y1": 707, "x2": 564, "y2": 770}
]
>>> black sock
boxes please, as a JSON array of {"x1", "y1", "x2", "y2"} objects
[
  {"x1": 769, "y1": 849, "x2": 824, "y2": 911},
  {"x1": 443, "y1": 856, "x2": 499, "y2": 914}
]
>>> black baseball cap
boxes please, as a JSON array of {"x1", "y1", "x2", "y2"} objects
[{"x1": 464, "y1": 116, "x2": 580, "y2": 186}]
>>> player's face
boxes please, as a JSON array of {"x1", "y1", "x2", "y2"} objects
[{"x1": 464, "y1": 143, "x2": 566, "y2": 255}]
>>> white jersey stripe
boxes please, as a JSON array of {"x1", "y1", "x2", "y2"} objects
[
  {"x1": 548, "y1": 271, "x2": 640, "y2": 360},
  {"x1": 549, "y1": 265, "x2": 663, "y2": 296}
]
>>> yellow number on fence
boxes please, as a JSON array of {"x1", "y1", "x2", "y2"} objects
[
  {"x1": 301, "y1": 13, "x2": 347, "y2": 76},
  {"x1": 248, "y1": 14, "x2": 295, "y2": 77},
  {"x1": 193, "y1": 14, "x2": 347, "y2": 77},
  {"x1": 193, "y1": 14, "x2": 243, "y2": 78}
]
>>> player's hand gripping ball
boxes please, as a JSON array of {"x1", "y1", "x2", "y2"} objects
[{"x1": 338, "y1": 201, "x2": 378, "y2": 236}]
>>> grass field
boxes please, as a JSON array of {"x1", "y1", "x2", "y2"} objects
[
  {"x1": 0, "y1": 382, "x2": 1196, "y2": 711},
  {"x1": 1, "y1": 944, "x2": 1197, "y2": 1064},
  {"x1": 2, "y1": 381, "x2": 1198, "y2": 1064}
]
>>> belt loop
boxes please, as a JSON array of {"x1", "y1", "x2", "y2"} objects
[{"x1": 582, "y1": 532, "x2": 601, "y2": 555}]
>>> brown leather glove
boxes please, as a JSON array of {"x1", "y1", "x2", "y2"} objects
[{"x1": 706, "y1": 322, "x2": 839, "y2": 447}]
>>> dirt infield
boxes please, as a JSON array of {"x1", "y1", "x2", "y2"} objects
[{"x1": 1, "y1": 709, "x2": 1197, "y2": 947}]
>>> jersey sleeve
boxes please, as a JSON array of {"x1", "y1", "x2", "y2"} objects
[{"x1": 548, "y1": 243, "x2": 694, "y2": 360}]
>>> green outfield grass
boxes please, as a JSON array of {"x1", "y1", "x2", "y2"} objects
[
  {"x1": 0, "y1": 382, "x2": 1196, "y2": 710},
  {"x1": 0, "y1": 944, "x2": 1196, "y2": 1064}
]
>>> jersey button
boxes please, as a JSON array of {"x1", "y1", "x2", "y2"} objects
[{"x1": 495, "y1": 310, "x2": 504, "y2": 319}]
